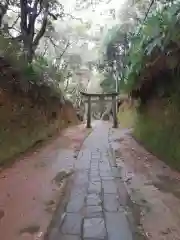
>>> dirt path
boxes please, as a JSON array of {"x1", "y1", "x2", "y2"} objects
[
  {"x1": 1, "y1": 121, "x2": 180, "y2": 240},
  {"x1": 0, "y1": 124, "x2": 90, "y2": 240},
  {"x1": 109, "y1": 127, "x2": 180, "y2": 240}
]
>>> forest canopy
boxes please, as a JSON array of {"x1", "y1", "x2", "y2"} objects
[{"x1": 100, "y1": 0, "x2": 180, "y2": 102}]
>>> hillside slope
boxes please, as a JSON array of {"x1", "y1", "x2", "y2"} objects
[{"x1": 0, "y1": 57, "x2": 78, "y2": 167}]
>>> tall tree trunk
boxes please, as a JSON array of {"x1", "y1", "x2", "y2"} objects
[
  {"x1": 20, "y1": 0, "x2": 49, "y2": 63},
  {"x1": 23, "y1": 40, "x2": 34, "y2": 63},
  {"x1": 27, "y1": 48, "x2": 34, "y2": 63}
]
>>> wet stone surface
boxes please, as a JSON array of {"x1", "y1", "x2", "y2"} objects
[
  {"x1": 103, "y1": 194, "x2": 120, "y2": 212},
  {"x1": 102, "y1": 180, "x2": 117, "y2": 194},
  {"x1": 88, "y1": 181, "x2": 101, "y2": 194},
  {"x1": 86, "y1": 193, "x2": 101, "y2": 206},
  {"x1": 66, "y1": 194, "x2": 85, "y2": 213},
  {"x1": 105, "y1": 212, "x2": 133, "y2": 240},
  {"x1": 50, "y1": 124, "x2": 133, "y2": 240},
  {"x1": 59, "y1": 235, "x2": 81, "y2": 240},
  {"x1": 83, "y1": 218, "x2": 106, "y2": 239},
  {"x1": 84, "y1": 205, "x2": 103, "y2": 218},
  {"x1": 61, "y1": 213, "x2": 82, "y2": 235}
]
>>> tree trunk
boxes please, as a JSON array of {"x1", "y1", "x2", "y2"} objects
[
  {"x1": 23, "y1": 38, "x2": 35, "y2": 63},
  {"x1": 27, "y1": 47, "x2": 34, "y2": 63}
]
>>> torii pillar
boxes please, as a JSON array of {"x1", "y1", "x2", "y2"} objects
[
  {"x1": 112, "y1": 95, "x2": 118, "y2": 128},
  {"x1": 87, "y1": 95, "x2": 91, "y2": 128}
]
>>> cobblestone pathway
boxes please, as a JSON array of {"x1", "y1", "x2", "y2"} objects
[{"x1": 49, "y1": 122, "x2": 133, "y2": 240}]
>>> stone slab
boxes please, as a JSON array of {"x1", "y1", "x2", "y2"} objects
[
  {"x1": 83, "y1": 218, "x2": 106, "y2": 239},
  {"x1": 86, "y1": 193, "x2": 102, "y2": 206},
  {"x1": 105, "y1": 212, "x2": 132, "y2": 240},
  {"x1": 88, "y1": 181, "x2": 101, "y2": 193},
  {"x1": 70, "y1": 184, "x2": 87, "y2": 198},
  {"x1": 112, "y1": 167, "x2": 122, "y2": 178},
  {"x1": 102, "y1": 180, "x2": 117, "y2": 194},
  {"x1": 61, "y1": 213, "x2": 82, "y2": 235},
  {"x1": 84, "y1": 205, "x2": 103, "y2": 218},
  {"x1": 74, "y1": 172, "x2": 89, "y2": 185},
  {"x1": 90, "y1": 176, "x2": 101, "y2": 182},
  {"x1": 101, "y1": 176, "x2": 114, "y2": 180},
  {"x1": 90, "y1": 171, "x2": 100, "y2": 177},
  {"x1": 66, "y1": 194, "x2": 85, "y2": 213},
  {"x1": 59, "y1": 235, "x2": 80, "y2": 240},
  {"x1": 100, "y1": 170, "x2": 112, "y2": 177},
  {"x1": 103, "y1": 194, "x2": 120, "y2": 212}
]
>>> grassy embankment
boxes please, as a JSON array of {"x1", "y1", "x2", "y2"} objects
[
  {"x1": 118, "y1": 98, "x2": 180, "y2": 170},
  {"x1": 0, "y1": 36, "x2": 78, "y2": 167}
]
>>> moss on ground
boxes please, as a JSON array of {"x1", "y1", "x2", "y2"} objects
[
  {"x1": 134, "y1": 112, "x2": 180, "y2": 171},
  {"x1": 133, "y1": 98, "x2": 180, "y2": 171},
  {"x1": 117, "y1": 98, "x2": 180, "y2": 171},
  {"x1": 0, "y1": 91, "x2": 77, "y2": 167}
]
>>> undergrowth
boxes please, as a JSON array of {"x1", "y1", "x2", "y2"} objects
[
  {"x1": 134, "y1": 98, "x2": 180, "y2": 170},
  {"x1": 117, "y1": 103, "x2": 137, "y2": 129},
  {"x1": 0, "y1": 36, "x2": 77, "y2": 167},
  {"x1": 0, "y1": 35, "x2": 64, "y2": 102},
  {"x1": 0, "y1": 119, "x2": 60, "y2": 167}
]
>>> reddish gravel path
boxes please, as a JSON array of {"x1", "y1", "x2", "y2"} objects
[{"x1": 0, "y1": 124, "x2": 90, "y2": 240}]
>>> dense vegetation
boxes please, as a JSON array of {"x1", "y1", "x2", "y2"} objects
[
  {"x1": 0, "y1": 1, "x2": 82, "y2": 166},
  {"x1": 100, "y1": 0, "x2": 180, "y2": 169},
  {"x1": 0, "y1": 35, "x2": 79, "y2": 167}
]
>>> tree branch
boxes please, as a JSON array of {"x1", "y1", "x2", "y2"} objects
[
  {"x1": 137, "y1": 0, "x2": 155, "y2": 35},
  {"x1": 33, "y1": 3, "x2": 49, "y2": 48},
  {"x1": 20, "y1": 0, "x2": 28, "y2": 34},
  {"x1": 57, "y1": 40, "x2": 71, "y2": 60},
  {"x1": 42, "y1": 43, "x2": 48, "y2": 56},
  {"x1": 64, "y1": 13, "x2": 83, "y2": 23},
  {"x1": 28, "y1": 0, "x2": 39, "y2": 38},
  {"x1": 8, "y1": 15, "x2": 20, "y2": 29},
  {"x1": 64, "y1": 78, "x2": 70, "y2": 92},
  {"x1": 45, "y1": 35, "x2": 59, "y2": 48}
]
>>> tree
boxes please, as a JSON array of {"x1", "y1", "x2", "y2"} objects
[
  {"x1": 99, "y1": 24, "x2": 130, "y2": 93},
  {"x1": 99, "y1": 0, "x2": 162, "y2": 93},
  {"x1": 100, "y1": 0, "x2": 180, "y2": 103},
  {"x1": 0, "y1": 0, "x2": 65, "y2": 62},
  {"x1": 18, "y1": 0, "x2": 64, "y2": 62}
]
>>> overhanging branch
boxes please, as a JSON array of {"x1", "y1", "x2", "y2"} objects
[{"x1": 57, "y1": 40, "x2": 71, "y2": 60}]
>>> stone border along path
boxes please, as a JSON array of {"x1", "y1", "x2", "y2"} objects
[{"x1": 49, "y1": 122, "x2": 133, "y2": 240}]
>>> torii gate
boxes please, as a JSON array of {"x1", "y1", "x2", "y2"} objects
[{"x1": 80, "y1": 91, "x2": 119, "y2": 128}]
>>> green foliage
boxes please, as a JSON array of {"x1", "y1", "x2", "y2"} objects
[
  {"x1": 100, "y1": 71, "x2": 116, "y2": 92},
  {"x1": 0, "y1": 35, "x2": 65, "y2": 100},
  {"x1": 123, "y1": 0, "x2": 180, "y2": 91},
  {"x1": 0, "y1": 116, "x2": 62, "y2": 167},
  {"x1": 117, "y1": 105, "x2": 137, "y2": 129},
  {"x1": 100, "y1": 25, "x2": 130, "y2": 92},
  {"x1": 0, "y1": 35, "x2": 26, "y2": 68},
  {"x1": 100, "y1": 0, "x2": 180, "y2": 94},
  {"x1": 134, "y1": 103, "x2": 180, "y2": 170},
  {"x1": 100, "y1": 0, "x2": 180, "y2": 171}
]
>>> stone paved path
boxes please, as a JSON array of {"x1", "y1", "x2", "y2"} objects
[{"x1": 49, "y1": 121, "x2": 133, "y2": 240}]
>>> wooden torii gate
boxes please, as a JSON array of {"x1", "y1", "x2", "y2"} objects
[{"x1": 80, "y1": 91, "x2": 119, "y2": 128}]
